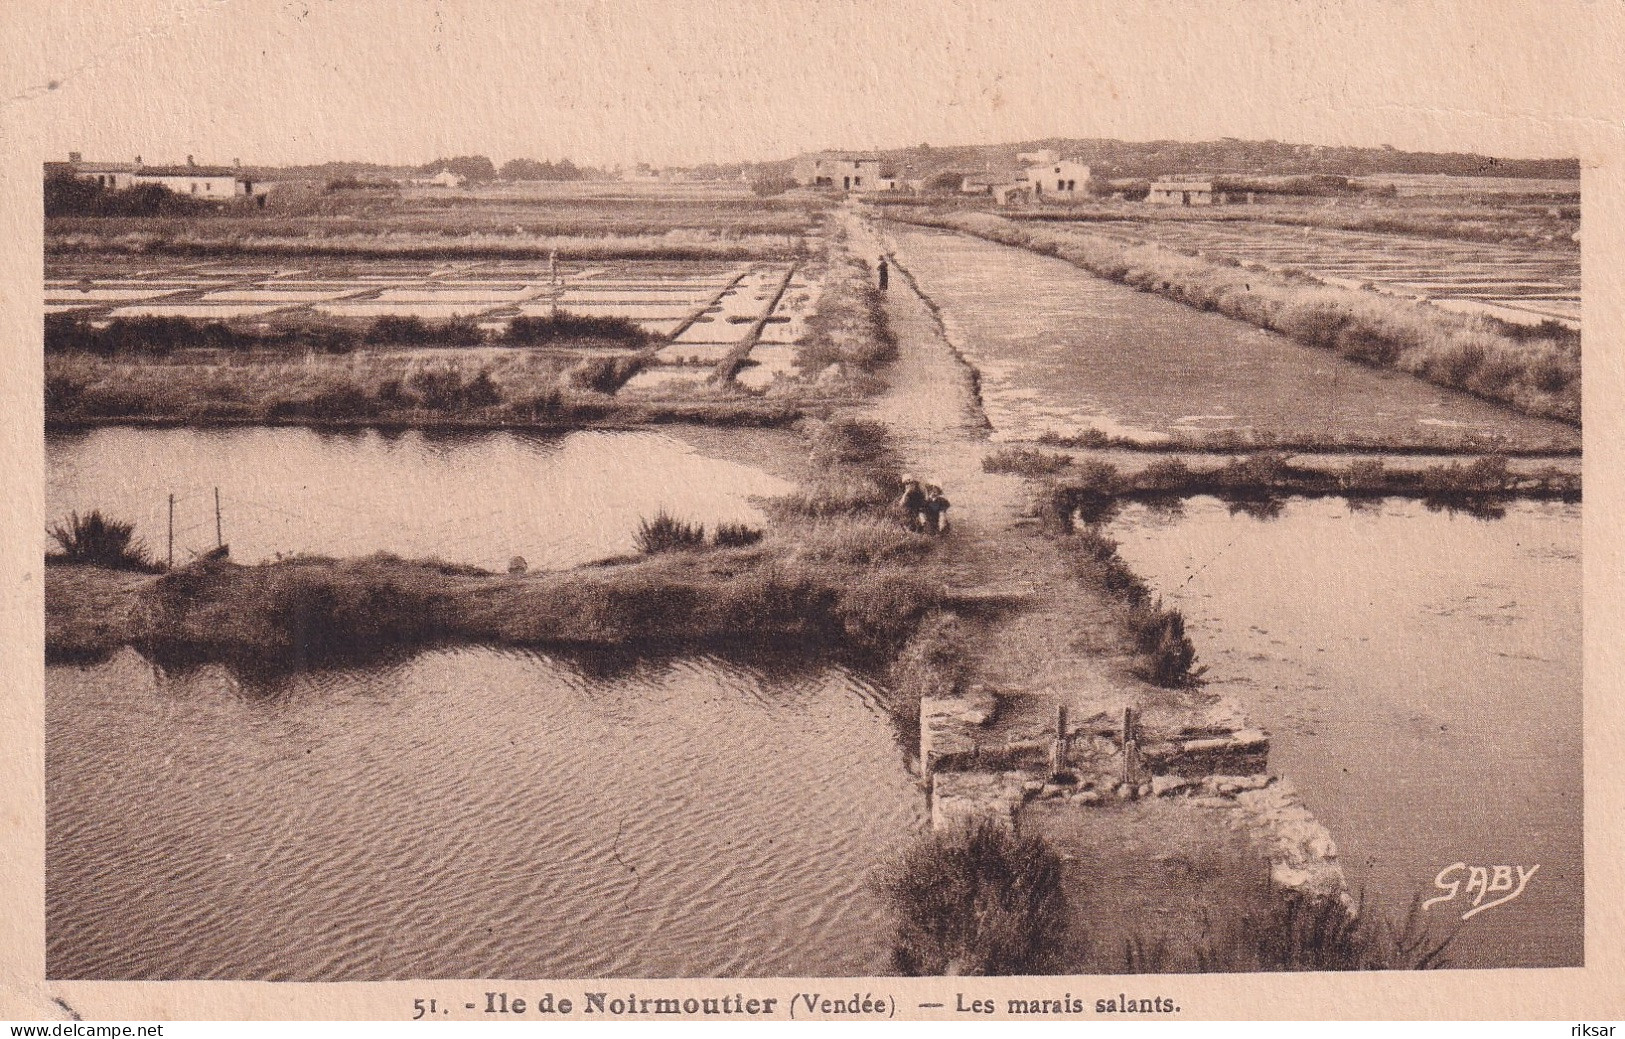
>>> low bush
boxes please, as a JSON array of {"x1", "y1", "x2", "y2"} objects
[
  {"x1": 635, "y1": 511, "x2": 707, "y2": 554},
  {"x1": 774, "y1": 418, "x2": 906, "y2": 518},
  {"x1": 1184, "y1": 892, "x2": 1454, "y2": 972},
  {"x1": 505, "y1": 312, "x2": 649, "y2": 345},
  {"x1": 47, "y1": 510, "x2": 159, "y2": 571},
  {"x1": 299, "y1": 383, "x2": 378, "y2": 419},
  {"x1": 983, "y1": 447, "x2": 1073, "y2": 476},
  {"x1": 712, "y1": 521, "x2": 764, "y2": 547},
  {"x1": 880, "y1": 820, "x2": 1070, "y2": 976},
  {"x1": 1419, "y1": 456, "x2": 1514, "y2": 498},
  {"x1": 1138, "y1": 457, "x2": 1193, "y2": 490},
  {"x1": 1217, "y1": 451, "x2": 1292, "y2": 488},
  {"x1": 1125, "y1": 599, "x2": 1199, "y2": 688},
  {"x1": 1341, "y1": 458, "x2": 1388, "y2": 491},
  {"x1": 569, "y1": 353, "x2": 648, "y2": 394},
  {"x1": 45, "y1": 313, "x2": 365, "y2": 358}
]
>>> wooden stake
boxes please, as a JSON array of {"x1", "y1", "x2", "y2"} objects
[
  {"x1": 1122, "y1": 706, "x2": 1140, "y2": 791},
  {"x1": 1050, "y1": 704, "x2": 1069, "y2": 777},
  {"x1": 214, "y1": 487, "x2": 223, "y2": 549},
  {"x1": 167, "y1": 493, "x2": 174, "y2": 570}
]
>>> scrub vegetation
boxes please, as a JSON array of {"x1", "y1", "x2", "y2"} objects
[
  {"x1": 46, "y1": 511, "x2": 161, "y2": 573},
  {"x1": 880, "y1": 821, "x2": 1069, "y2": 976}
]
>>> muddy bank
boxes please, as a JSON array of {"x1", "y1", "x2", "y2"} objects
[{"x1": 46, "y1": 547, "x2": 941, "y2": 668}]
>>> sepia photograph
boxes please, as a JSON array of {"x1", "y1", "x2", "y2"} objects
[{"x1": 5, "y1": 0, "x2": 1623, "y2": 1023}]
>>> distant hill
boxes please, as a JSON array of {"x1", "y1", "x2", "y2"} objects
[{"x1": 747, "y1": 138, "x2": 1579, "y2": 184}]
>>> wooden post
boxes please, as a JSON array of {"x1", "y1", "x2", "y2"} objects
[
  {"x1": 167, "y1": 493, "x2": 174, "y2": 570},
  {"x1": 214, "y1": 487, "x2": 223, "y2": 549},
  {"x1": 1122, "y1": 706, "x2": 1140, "y2": 792},
  {"x1": 1050, "y1": 704, "x2": 1069, "y2": 777}
]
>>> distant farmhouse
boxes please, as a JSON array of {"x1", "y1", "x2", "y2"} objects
[
  {"x1": 1148, "y1": 177, "x2": 1216, "y2": 205},
  {"x1": 961, "y1": 154, "x2": 1091, "y2": 204},
  {"x1": 1023, "y1": 158, "x2": 1091, "y2": 199},
  {"x1": 50, "y1": 153, "x2": 266, "y2": 196},
  {"x1": 793, "y1": 153, "x2": 887, "y2": 192}
]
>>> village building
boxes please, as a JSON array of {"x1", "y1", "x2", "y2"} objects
[
  {"x1": 1016, "y1": 148, "x2": 1059, "y2": 165},
  {"x1": 53, "y1": 153, "x2": 264, "y2": 196},
  {"x1": 793, "y1": 154, "x2": 884, "y2": 191},
  {"x1": 1022, "y1": 159, "x2": 1091, "y2": 199},
  {"x1": 1148, "y1": 178, "x2": 1216, "y2": 205},
  {"x1": 418, "y1": 168, "x2": 468, "y2": 188}
]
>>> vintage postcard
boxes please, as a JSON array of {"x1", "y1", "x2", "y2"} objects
[{"x1": 2, "y1": 0, "x2": 1622, "y2": 1024}]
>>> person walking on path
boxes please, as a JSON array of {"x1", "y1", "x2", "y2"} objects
[
  {"x1": 923, "y1": 483, "x2": 951, "y2": 535},
  {"x1": 877, "y1": 256, "x2": 889, "y2": 292},
  {"x1": 898, "y1": 474, "x2": 927, "y2": 532}
]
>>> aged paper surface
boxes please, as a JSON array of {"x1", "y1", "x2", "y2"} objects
[{"x1": 2, "y1": 0, "x2": 1623, "y2": 1021}]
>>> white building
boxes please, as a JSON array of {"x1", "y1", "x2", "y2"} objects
[
  {"x1": 1017, "y1": 148, "x2": 1059, "y2": 165},
  {"x1": 133, "y1": 168, "x2": 258, "y2": 196},
  {"x1": 1022, "y1": 160, "x2": 1091, "y2": 199},
  {"x1": 793, "y1": 154, "x2": 884, "y2": 191},
  {"x1": 1148, "y1": 179, "x2": 1215, "y2": 205},
  {"x1": 421, "y1": 169, "x2": 467, "y2": 188},
  {"x1": 57, "y1": 154, "x2": 262, "y2": 195}
]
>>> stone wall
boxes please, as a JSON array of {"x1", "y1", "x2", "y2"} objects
[{"x1": 920, "y1": 686, "x2": 1347, "y2": 902}]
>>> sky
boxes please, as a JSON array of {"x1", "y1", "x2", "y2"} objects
[{"x1": 6, "y1": 0, "x2": 1621, "y2": 169}]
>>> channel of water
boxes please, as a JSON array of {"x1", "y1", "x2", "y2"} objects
[{"x1": 1105, "y1": 495, "x2": 1581, "y2": 968}]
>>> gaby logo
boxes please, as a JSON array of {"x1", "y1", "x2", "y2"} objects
[{"x1": 1422, "y1": 862, "x2": 1540, "y2": 920}]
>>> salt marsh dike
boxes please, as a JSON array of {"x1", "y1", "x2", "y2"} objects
[{"x1": 43, "y1": 193, "x2": 1579, "y2": 977}]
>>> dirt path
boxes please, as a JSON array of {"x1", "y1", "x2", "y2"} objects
[
  {"x1": 844, "y1": 206, "x2": 1302, "y2": 970},
  {"x1": 844, "y1": 207, "x2": 1235, "y2": 742}
]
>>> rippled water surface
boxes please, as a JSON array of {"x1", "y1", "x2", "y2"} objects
[
  {"x1": 1105, "y1": 497, "x2": 1581, "y2": 967},
  {"x1": 46, "y1": 427, "x2": 795, "y2": 573},
  {"x1": 47, "y1": 648, "x2": 923, "y2": 979}
]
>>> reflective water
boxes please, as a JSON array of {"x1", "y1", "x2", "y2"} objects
[
  {"x1": 1105, "y1": 496, "x2": 1581, "y2": 967},
  {"x1": 888, "y1": 227, "x2": 1579, "y2": 448},
  {"x1": 47, "y1": 647, "x2": 922, "y2": 979},
  {"x1": 46, "y1": 427, "x2": 795, "y2": 572}
]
